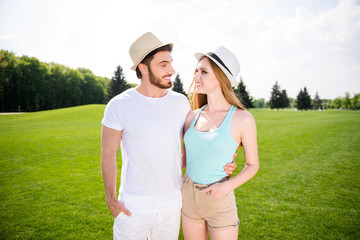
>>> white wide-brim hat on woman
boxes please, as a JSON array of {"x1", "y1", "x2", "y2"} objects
[
  {"x1": 195, "y1": 46, "x2": 240, "y2": 87},
  {"x1": 129, "y1": 32, "x2": 173, "y2": 71}
]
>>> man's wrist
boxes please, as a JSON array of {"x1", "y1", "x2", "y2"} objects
[{"x1": 106, "y1": 195, "x2": 118, "y2": 204}]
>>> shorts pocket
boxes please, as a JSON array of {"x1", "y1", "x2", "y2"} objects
[
  {"x1": 202, "y1": 191, "x2": 235, "y2": 212},
  {"x1": 114, "y1": 211, "x2": 128, "y2": 222}
]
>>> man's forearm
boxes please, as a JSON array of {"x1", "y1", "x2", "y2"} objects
[{"x1": 102, "y1": 154, "x2": 118, "y2": 202}]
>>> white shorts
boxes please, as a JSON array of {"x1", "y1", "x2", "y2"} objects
[{"x1": 113, "y1": 208, "x2": 181, "y2": 240}]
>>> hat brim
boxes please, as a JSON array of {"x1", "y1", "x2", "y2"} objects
[
  {"x1": 195, "y1": 52, "x2": 238, "y2": 87},
  {"x1": 131, "y1": 43, "x2": 174, "y2": 71}
]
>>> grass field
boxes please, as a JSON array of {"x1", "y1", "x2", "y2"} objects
[{"x1": 1, "y1": 105, "x2": 359, "y2": 239}]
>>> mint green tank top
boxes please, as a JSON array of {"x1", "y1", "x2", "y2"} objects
[{"x1": 184, "y1": 105, "x2": 239, "y2": 184}]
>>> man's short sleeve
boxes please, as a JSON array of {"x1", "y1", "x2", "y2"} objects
[
  {"x1": 101, "y1": 98, "x2": 124, "y2": 131},
  {"x1": 181, "y1": 95, "x2": 192, "y2": 120}
]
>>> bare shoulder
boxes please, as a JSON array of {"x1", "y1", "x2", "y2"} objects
[
  {"x1": 186, "y1": 109, "x2": 197, "y2": 121},
  {"x1": 184, "y1": 109, "x2": 198, "y2": 131},
  {"x1": 233, "y1": 108, "x2": 256, "y2": 124},
  {"x1": 230, "y1": 108, "x2": 256, "y2": 143}
]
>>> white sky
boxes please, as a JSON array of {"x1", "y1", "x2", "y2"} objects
[{"x1": 0, "y1": 0, "x2": 359, "y2": 100}]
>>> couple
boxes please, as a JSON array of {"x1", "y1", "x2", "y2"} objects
[{"x1": 101, "y1": 32, "x2": 259, "y2": 240}]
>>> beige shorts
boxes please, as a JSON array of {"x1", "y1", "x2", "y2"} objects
[{"x1": 181, "y1": 173, "x2": 239, "y2": 231}]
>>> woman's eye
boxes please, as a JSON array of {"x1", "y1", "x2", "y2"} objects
[{"x1": 202, "y1": 70, "x2": 207, "y2": 74}]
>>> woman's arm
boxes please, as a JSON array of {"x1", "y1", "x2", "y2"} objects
[
  {"x1": 182, "y1": 110, "x2": 196, "y2": 169},
  {"x1": 228, "y1": 111, "x2": 259, "y2": 188},
  {"x1": 181, "y1": 143, "x2": 187, "y2": 169}
]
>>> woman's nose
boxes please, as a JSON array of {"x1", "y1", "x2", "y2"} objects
[{"x1": 194, "y1": 71, "x2": 200, "y2": 80}]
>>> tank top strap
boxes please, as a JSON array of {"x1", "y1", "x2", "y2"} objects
[
  {"x1": 190, "y1": 105, "x2": 206, "y2": 129},
  {"x1": 220, "y1": 105, "x2": 237, "y2": 129}
]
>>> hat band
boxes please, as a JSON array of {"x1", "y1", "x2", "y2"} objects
[{"x1": 208, "y1": 52, "x2": 233, "y2": 76}]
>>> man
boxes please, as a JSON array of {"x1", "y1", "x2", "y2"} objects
[{"x1": 101, "y1": 32, "x2": 235, "y2": 240}]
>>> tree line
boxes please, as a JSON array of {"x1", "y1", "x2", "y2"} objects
[
  {"x1": 0, "y1": 50, "x2": 138, "y2": 112},
  {"x1": 267, "y1": 81, "x2": 360, "y2": 110},
  {"x1": 0, "y1": 50, "x2": 109, "y2": 112},
  {"x1": 1, "y1": 50, "x2": 358, "y2": 112}
]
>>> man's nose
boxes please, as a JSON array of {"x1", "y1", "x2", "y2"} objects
[{"x1": 168, "y1": 65, "x2": 175, "y2": 75}]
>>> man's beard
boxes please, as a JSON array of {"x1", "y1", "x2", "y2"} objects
[{"x1": 149, "y1": 66, "x2": 172, "y2": 89}]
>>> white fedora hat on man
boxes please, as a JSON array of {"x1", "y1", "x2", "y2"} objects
[
  {"x1": 129, "y1": 32, "x2": 173, "y2": 71},
  {"x1": 195, "y1": 46, "x2": 240, "y2": 87}
]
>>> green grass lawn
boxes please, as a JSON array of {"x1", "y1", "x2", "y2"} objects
[{"x1": 1, "y1": 105, "x2": 359, "y2": 239}]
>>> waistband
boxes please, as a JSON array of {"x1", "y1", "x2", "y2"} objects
[{"x1": 184, "y1": 173, "x2": 229, "y2": 191}]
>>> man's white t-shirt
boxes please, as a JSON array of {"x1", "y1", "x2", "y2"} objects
[{"x1": 102, "y1": 88, "x2": 191, "y2": 213}]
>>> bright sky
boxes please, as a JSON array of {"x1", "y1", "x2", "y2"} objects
[{"x1": 1, "y1": 0, "x2": 359, "y2": 100}]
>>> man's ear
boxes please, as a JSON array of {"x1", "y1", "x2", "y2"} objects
[{"x1": 138, "y1": 63, "x2": 148, "y2": 77}]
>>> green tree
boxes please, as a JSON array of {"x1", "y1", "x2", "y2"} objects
[
  {"x1": 0, "y1": 51, "x2": 8, "y2": 111},
  {"x1": 17, "y1": 55, "x2": 50, "y2": 111},
  {"x1": 254, "y1": 98, "x2": 265, "y2": 108},
  {"x1": 64, "y1": 68, "x2": 85, "y2": 107},
  {"x1": 351, "y1": 93, "x2": 360, "y2": 110},
  {"x1": 296, "y1": 87, "x2": 312, "y2": 110},
  {"x1": 234, "y1": 76, "x2": 254, "y2": 108},
  {"x1": 96, "y1": 76, "x2": 111, "y2": 104},
  {"x1": 269, "y1": 82, "x2": 289, "y2": 109},
  {"x1": 269, "y1": 81, "x2": 282, "y2": 109},
  {"x1": 280, "y1": 89, "x2": 290, "y2": 108},
  {"x1": 107, "y1": 65, "x2": 130, "y2": 101},
  {"x1": 332, "y1": 98, "x2": 343, "y2": 109},
  {"x1": 313, "y1": 91, "x2": 323, "y2": 110},
  {"x1": 77, "y1": 68, "x2": 107, "y2": 105},
  {"x1": 341, "y1": 92, "x2": 352, "y2": 109},
  {"x1": 49, "y1": 63, "x2": 69, "y2": 109},
  {"x1": 0, "y1": 50, "x2": 19, "y2": 111},
  {"x1": 172, "y1": 73, "x2": 186, "y2": 96},
  {"x1": 322, "y1": 99, "x2": 331, "y2": 109}
]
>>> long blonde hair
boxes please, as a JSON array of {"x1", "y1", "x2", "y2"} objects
[{"x1": 188, "y1": 56, "x2": 245, "y2": 110}]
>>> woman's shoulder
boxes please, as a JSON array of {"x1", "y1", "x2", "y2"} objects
[
  {"x1": 184, "y1": 109, "x2": 200, "y2": 131},
  {"x1": 230, "y1": 108, "x2": 257, "y2": 137},
  {"x1": 233, "y1": 108, "x2": 255, "y2": 124},
  {"x1": 186, "y1": 109, "x2": 200, "y2": 122}
]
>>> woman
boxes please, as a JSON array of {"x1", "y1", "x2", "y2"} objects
[{"x1": 181, "y1": 46, "x2": 259, "y2": 240}]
